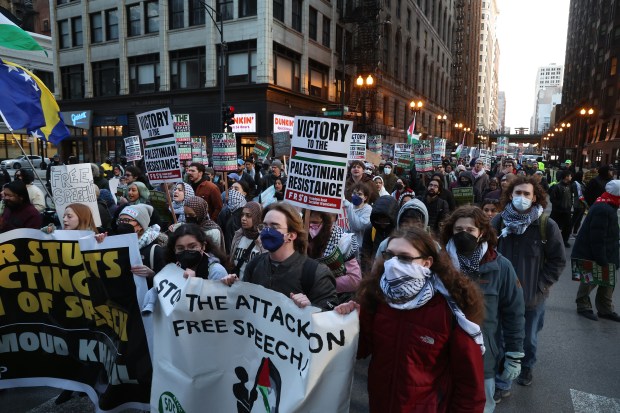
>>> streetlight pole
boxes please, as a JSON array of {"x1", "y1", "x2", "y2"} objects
[
  {"x1": 437, "y1": 114, "x2": 447, "y2": 139},
  {"x1": 579, "y1": 107, "x2": 594, "y2": 168},
  {"x1": 356, "y1": 74, "x2": 374, "y2": 133},
  {"x1": 409, "y1": 99, "x2": 423, "y2": 133}
]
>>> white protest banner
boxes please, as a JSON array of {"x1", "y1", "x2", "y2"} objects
[
  {"x1": 136, "y1": 108, "x2": 183, "y2": 184},
  {"x1": 273, "y1": 114, "x2": 295, "y2": 133},
  {"x1": 285, "y1": 116, "x2": 353, "y2": 213},
  {"x1": 173, "y1": 114, "x2": 191, "y2": 143},
  {"x1": 348, "y1": 133, "x2": 367, "y2": 162},
  {"x1": 50, "y1": 163, "x2": 101, "y2": 227},
  {"x1": 151, "y1": 269, "x2": 359, "y2": 413},
  {"x1": 231, "y1": 113, "x2": 257, "y2": 133},
  {"x1": 367, "y1": 135, "x2": 382, "y2": 153},
  {"x1": 273, "y1": 131, "x2": 291, "y2": 157},
  {"x1": 212, "y1": 133, "x2": 237, "y2": 171},
  {"x1": 124, "y1": 135, "x2": 142, "y2": 161},
  {"x1": 414, "y1": 141, "x2": 433, "y2": 172},
  {"x1": 253, "y1": 140, "x2": 272, "y2": 162}
]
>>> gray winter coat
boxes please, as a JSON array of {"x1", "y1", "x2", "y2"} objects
[{"x1": 492, "y1": 214, "x2": 567, "y2": 309}]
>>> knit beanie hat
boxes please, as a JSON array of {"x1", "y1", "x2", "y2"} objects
[
  {"x1": 121, "y1": 204, "x2": 153, "y2": 230},
  {"x1": 605, "y1": 180, "x2": 620, "y2": 196}
]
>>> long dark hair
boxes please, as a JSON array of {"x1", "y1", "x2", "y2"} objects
[
  {"x1": 356, "y1": 228, "x2": 484, "y2": 325},
  {"x1": 439, "y1": 205, "x2": 498, "y2": 250},
  {"x1": 306, "y1": 211, "x2": 334, "y2": 259},
  {"x1": 166, "y1": 223, "x2": 232, "y2": 270}
]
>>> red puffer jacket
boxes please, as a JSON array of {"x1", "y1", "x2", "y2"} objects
[{"x1": 358, "y1": 294, "x2": 485, "y2": 413}]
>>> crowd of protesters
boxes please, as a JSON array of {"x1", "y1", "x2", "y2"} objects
[{"x1": 2, "y1": 150, "x2": 619, "y2": 413}]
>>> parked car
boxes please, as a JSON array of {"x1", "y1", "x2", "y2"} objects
[{"x1": 1, "y1": 155, "x2": 45, "y2": 170}]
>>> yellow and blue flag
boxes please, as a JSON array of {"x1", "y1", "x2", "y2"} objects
[{"x1": 0, "y1": 58, "x2": 69, "y2": 144}]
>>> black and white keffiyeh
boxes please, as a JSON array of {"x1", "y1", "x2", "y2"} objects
[
  {"x1": 499, "y1": 202, "x2": 543, "y2": 238},
  {"x1": 446, "y1": 240, "x2": 488, "y2": 278}
]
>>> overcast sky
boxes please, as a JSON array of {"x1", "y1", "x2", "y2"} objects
[{"x1": 496, "y1": 0, "x2": 571, "y2": 131}]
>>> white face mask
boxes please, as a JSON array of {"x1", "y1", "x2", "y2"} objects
[
  {"x1": 384, "y1": 167, "x2": 392, "y2": 175},
  {"x1": 512, "y1": 195, "x2": 532, "y2": 212}
]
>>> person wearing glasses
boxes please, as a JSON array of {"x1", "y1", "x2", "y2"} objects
[
  {"x1": 335, "y1": 228, "x2": 486, "y2": 412},
  {"x1": 167, "y1": 223, "x2": 229, "y2": 280},
  {"x1": 440, "y1": 206, "x2": 525, "y2": 411},
  {"x1": 229, "y1": 201, "x2": 266, "y2": 279},
  {"x1": 221, "y1": 202, "x2": 337, "y2": 311}
]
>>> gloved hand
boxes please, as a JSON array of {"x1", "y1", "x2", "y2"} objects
[{"x1": 499, "y1": 351, "x2": 524, "y2": 381}]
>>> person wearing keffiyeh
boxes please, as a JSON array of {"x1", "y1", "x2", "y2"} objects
[
  {"x1": 217, "y1": 188, "x2": 248, "y2": 254},
  {"x1": 334, "y1": 228, "x2": 486, "y2": 413},
  {"x1": 441, "y1": 206, "x2": 525, "y2": 412},
  {"x1": 491, "y1": 175, "x2": 566, "y2": 392},
  {"x1": 230, "y1": 201, "x2": 267, "y2": 279},
  {"x1": 573, "y1": 180, "x2": 620, "y2": 322},
  {"x1": 170, "y1": 182, "x2": 195, "y2": 224}
]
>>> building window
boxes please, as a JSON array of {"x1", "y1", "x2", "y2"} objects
[
  {"x1": 91, "y1": 13, "x2": 103, "y2": 43},
  {"x1": 72, "y1": 17, "x2": 82, "y2": 47},
  {"x1": 106, "y1": 9, "x2": 118, "y2": 40},
  {"x1": 227, "y1": 52, "x2": 257, "y2": 84},
  {"x1": 129, "y1": 54, "x2": 160, "y2": 93},
  {"x1": 309, "y1": 8, "x2": 317, "y2": 41},
  {"x1": 611, "y1": 57, "x2": 617, "y2": 76},
  {"x1": 127, "y1": 4, "x2": 141, "y2": 36},
  {"x1": 274, "y1": 0, "x2": 284, "y2": 22},
  {"x1": 322, "y1": 16, "x2": 330, "y2": 47},
  {"x1": 92, "y1": 59, "x2": 120, "y2": 97},
  {"x1": 170, "y1": 0, "x2": 184, "y2": 29},
  {"x1": 407, "y1": 9, "x2": 411, "y2": 31},
  {"x1": 274, "y1": 44, "x2": 301, "y2": 92},
  {"x1": 145, "y1": 1, "x2": 159, "y2": 33},
  {"x1": 61, "y1": 64, "x2": 84, "y2": 99},
  {"x1": 239, "y1": 0, "x2": 257, "y2": 17},
  {"x1": 170, "y1": 48, "x2": 206, "y2": 89},
  {"x1": 292, "y1": 0, "x2": 302, "y2": 32},
  {"x1": 58, "y1": 20, "x2": 69, "y2": 49},
  {"x1": 394, "y1": 34, "x2": 400, "y2": 79},
  {"x1": 218, "y1": 0, "x2": 233, "y2": 21},
  {"x1": 393, "y1": 100, "x2": 399, "y2": 127},
  {"x1": 308, "y1": 60, "x2": 328, "y2": 98},
  {"x1": 189, "y1": 0, "x2": 205, "y2": 26},
  {"x1": 396, "y1": 0, "x2": 401, "y2": 18}
]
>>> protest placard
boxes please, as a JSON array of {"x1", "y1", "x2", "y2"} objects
[
  {"x1": 496, "y1": 136, "x2": 508, "y2": 157},
  {"x1": 365, "y1": 150, "x2": 382, "y2": 166},
  {"x1": 178, "y1": 143, "x2": 192, "y2": 160},
  {"x1": 480, "y1": 149, "x2": 492, "y2": 170},
  {"x1": 137, "y1": 108, "x2": 183, "y2": 184},
  {"x1": 414, "y1": 141, "x2": 433, "y2": 172},
  {"x1": 349, "y1": 133, "x2": 367, "y2": 162},
  {"x1": 253, "y1": 140, "x2": 272, "y2": 162},
  {"x1": 453, "y1": 186, "x2": 475, "y2": 206},
  {"x1": 284, "y1": 117, "x2": 353, "y2": 213},
  {"x1": 273, "y1": 131, "x2": 291, "y2": 157},
  {"x1": 394, "y1": 143, "x2": 413, "y2": 169},
  {"x1": 433, "y1": 138, "x2": 446, "y2": 158},
  {"x1": 124, "y1": 135, "x2": 142, "y2": 161},
  {"x1": 149, "y1": 190, "x2": 175, "y2": 227},
  {"x1": 367, "y1": 135, "x2": 382, "y2": 153},
  {"x1": 151, "y1": 267, "x2": 358, "y2": 413},
  {"x1": 212, "y1": 133, "x2": 237, "y2": 171},
  {"x1": 173, "y1": 113, "x2": 191, "y2": 143},
  {"x1": 0, "y1": 229, "x2": 151, "y2": 412},
  {"x1": 382, "y1": 143, "x2": 394, "y2": 159},
  {"x1": 50, "y1": 163, "x2": 102, "y2": 227}
]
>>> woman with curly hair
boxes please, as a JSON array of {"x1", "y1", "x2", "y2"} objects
[{"x1": 335, "y1": 227, "x2": 486, "y2": 412}]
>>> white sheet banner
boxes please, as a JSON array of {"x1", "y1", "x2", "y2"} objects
[{"x1": 151, "y1": 265, "x2": 359, "y2": 413}]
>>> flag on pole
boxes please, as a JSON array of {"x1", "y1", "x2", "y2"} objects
[
  {"x1": 0, "y1": 59, "x2": 70, "y2": 144},
  {"x1": 455, "y1": 134, "x2": 465, "y2": 157},
  {"x1": 407, "y1": 118, "x2": 419, "y2": 144},
  {"x1": 0, "y1": 14, "x2": 45, "y2": 53}
]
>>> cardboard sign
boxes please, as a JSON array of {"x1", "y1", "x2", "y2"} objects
[
  {"x1": 124, "y1": 135, "x2": 142, "y2": 161},
  {"x1": 149, "y1": 190, "x2": 175, "y2": 227},
  {"x1": 137, "y1": 108, "x2": 183, "y2": 184},
  {"x1": 273, "y1": 131, "x2": 291, "y2": 158},
  {"x1": 151, "y1": 269, "x2": 359, "y2": 413},
  {"x1": 212, "y1": 133, "x2": 237, "y2": 171},
  {"x1": 50, "y1": 163, "x2": 102, "y2": 227},
  {"x1": 348, "y1": 133, "x2": 367, "y2": 162},
  {"x1": 253, "y1": 140, "x2": 272, "y2": 162},
  {"x1": 284, "y1": 117, "x2": 353, "y2": 213},
  {"x1": 452, "y1": 186, "x2": 475, "y2": 206}
]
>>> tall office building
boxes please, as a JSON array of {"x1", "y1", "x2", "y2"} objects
[
  {"x1": 497, "y1": 91, "x2": 505, "y2": 133},
  {"x1": 531, "y1": 63, "x2": 563, "y2": 133},
  {"x1": 476, "y1": 0, "x2": 499, "y2": 133}
]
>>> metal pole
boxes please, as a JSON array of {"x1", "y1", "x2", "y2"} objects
[{"x1": 220, "y1": 19, "x2": 225, "y2": 132}]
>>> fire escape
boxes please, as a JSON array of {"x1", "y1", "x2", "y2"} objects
[{"x1": 451, "y1": 0, "x2": 465, "y2": 130}]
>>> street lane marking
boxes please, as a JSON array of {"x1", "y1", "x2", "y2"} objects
[{"x1": 571, "y1": 389, "x2": 620, "y2": 413}]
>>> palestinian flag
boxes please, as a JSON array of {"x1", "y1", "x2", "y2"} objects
[
  {"x1": 407, "y1": 118, "x2": 419, "y2": 144},
  {"x1": 255, "y1": 357, "x2": 282, "y2": 413},
  {"x1": 0, "y1": 14, "x2": 45, "y2": 53}
]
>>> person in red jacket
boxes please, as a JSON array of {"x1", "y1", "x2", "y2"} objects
[
  {"x1": 336, "y1": 227, "x2": 486, "y2": 413},
  {"x1": 187, "y1": 162, "x2": 223, "y2": 221}
]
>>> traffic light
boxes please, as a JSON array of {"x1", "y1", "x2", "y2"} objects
[{"x1": 223, "y1": 104, "x2": 235, "y2": 130}]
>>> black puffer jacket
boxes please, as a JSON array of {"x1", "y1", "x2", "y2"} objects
[
  {"x1": 361, "y1": 195, "x2": 399, "y2": 274},
  {"x1": 572, "y1": 201, "x2": 619, "y2": 267}
]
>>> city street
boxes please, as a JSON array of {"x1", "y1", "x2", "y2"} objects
[{"x1": 2, "y1": 237, "x2": 619, "y2": 412}]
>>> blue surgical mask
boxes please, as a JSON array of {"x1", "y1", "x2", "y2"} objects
[
  {"x1": 512, "y1": 195, "x2": 532, "y2": 212},
  {"x1": 260, "y1": 227, "x2": 285, "y2": 252},
  {"x1": 351, "y1": 194, "x2": 363, "y2": 206}
]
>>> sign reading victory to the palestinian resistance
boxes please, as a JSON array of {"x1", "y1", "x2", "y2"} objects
[
  {"x1": 284, "y1": 117, "x2": 353, "y2": 213},
  {"x1": 212, "y1": 133, "x2": 237, "y2": 171},
  {"x1": 150, "y1": 265, "x2": 359, "y2": 413},
  {"x1": 50, "y1": 163, "x2": 102, "y2": 227},
  {"x1": 136, "y1": 108, "x2": 183, "y2": 184},
  {"x1": 124, "y1": 135, "x2": 142, "y2": 161},
  {"x1": 349, "y1": 133, "x2": 367, "y2": 162},
  {"x1": 0, "y1": 229, "x2": 152, "y2": 412}
]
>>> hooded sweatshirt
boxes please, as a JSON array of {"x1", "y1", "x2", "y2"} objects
[
  {"x1": 455, "y1": 170, "x2": 482, "y2": 204},
  {"x1": 361, "y1": 195, "x2": 399, "y2": 273},
  {"x1": 375, "y1": 198, "x2": 430, "y2": 258}
]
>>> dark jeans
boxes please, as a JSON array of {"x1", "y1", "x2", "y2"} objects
[
  {"x1": 571, "y1": 208, "x2": 585, "y2": 234},
  {"x1": 551, "y1": 209, "x2": 571, "y2": 243}
]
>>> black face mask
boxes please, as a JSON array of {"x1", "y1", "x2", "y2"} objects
[
  {"x1": 116, "y1": 223, "x2": 136, "y2": 235},
  {"x1": 460, "y1": 180, "x2": 471, "y2": 186},
  {"x1": 395, "y1": 183, "x2": 404, "y2": 191},
  {"x1": 453, "y1": 231, "x2": 479, "y2": 257},
  {"x1": 176, "y1": 250, "x2": 203, "y2": 269}
]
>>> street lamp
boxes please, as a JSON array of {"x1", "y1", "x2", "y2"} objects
[
  {"x1": 437, "y1": 114, "x2": 447, "y2": 139},
  {"x1": 409, "y1": 99, "x2": 423, "y2": 134},
  {"x1": 579, "y1": 107, "x2": 595, "y2": 167},
  {"x1": 356, "y1": 74, "x2": 374, "y2": 132}
]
